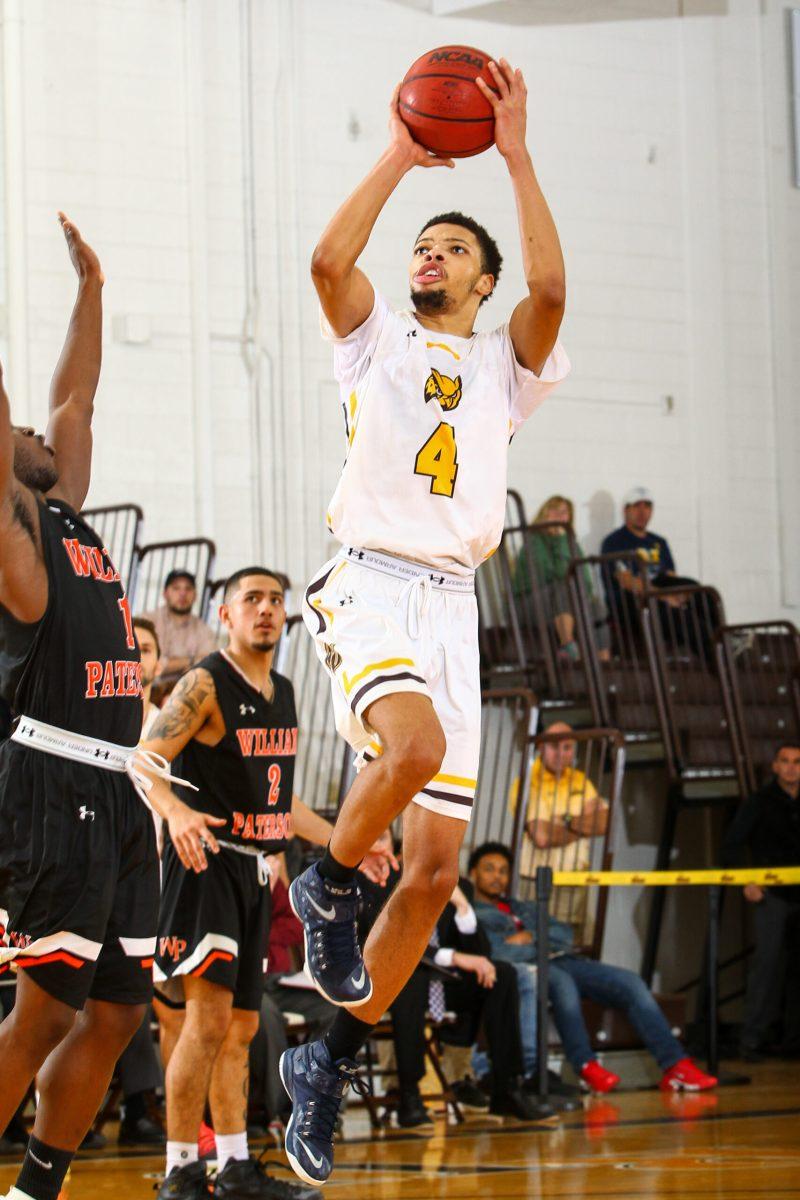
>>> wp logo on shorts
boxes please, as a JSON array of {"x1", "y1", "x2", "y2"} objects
[{"x1": 159, "y1": 936, "x2": 187, "y2": 963}]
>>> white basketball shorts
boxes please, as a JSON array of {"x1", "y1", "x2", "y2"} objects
[{"x1": 302, "y1": 546, "x2": 481, "y2": 822}]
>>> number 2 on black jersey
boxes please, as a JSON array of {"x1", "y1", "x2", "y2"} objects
[{"x1": 414, "y1": 422, "x2": 458, "y2": 498}]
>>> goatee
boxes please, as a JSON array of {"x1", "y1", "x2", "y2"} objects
[{"x1": 411, "y1": 287, "x2": 451, "y2": 316}]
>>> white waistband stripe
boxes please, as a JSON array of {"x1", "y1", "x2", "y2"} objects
[{"x1": 341, "y1": 546, "x2": 474, "y2": 593}]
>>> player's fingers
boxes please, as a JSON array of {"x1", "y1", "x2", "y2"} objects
[
  {"x1": 423, "y1": 154, "x2": 455, "y2": 169},
  {"x1": 389, "y1": 82, "x2": 402, "y2": 112},
  {"x1": 475, "y1": 76, "x2": 500, "y2": 109},
  {"x1": 487, "y1": 60, "x2": 511, "y2": 98},
  {"x1": 387, "y1": 851, "x2": 400, "y2": 871},
  {"x1": 498, "y1": 57, "x2": 517, "y2": 89}
]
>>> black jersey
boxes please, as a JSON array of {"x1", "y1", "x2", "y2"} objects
[
  {"x1": 0, "y1": 498, "x2": 142, "y2": 746},
  {"x1": 178, "y1": 651, "x2": 297, "y2": 852}
]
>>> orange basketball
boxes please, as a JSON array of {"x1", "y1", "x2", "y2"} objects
[{"x1": 399, "y1": 45, "x2": 497, "y2": 159}]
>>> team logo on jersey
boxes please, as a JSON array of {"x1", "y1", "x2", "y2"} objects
[
  {"x1": 424, "y1": 368, "x2": 462, "y2": 412},
  {"x1": 324, "y1": 643, "x2": 342, "y2": 673}
]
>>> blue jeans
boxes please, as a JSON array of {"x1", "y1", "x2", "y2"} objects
[
  {"x1": 473, "y1": 962, "x2": 538, "y2": 1080},
  {"x1": 549, "y1": 955, "x2": 684, "y2": 1072}
]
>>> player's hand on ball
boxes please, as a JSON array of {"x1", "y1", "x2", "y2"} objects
[
  {"x1": 389, "y1": 84, "x2": 454, "y2": 170},
  {"x1": 167, "y1": 802, "x2": 226, "y2": 873},
  {"x1": 475, "y1": 59, "x2": 527, "y2": 160},
  {"x1": 58, "y1": 211, "x2": 105, "y2": 284}
]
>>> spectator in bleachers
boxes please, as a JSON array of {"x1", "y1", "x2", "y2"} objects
[
  {"x1": 469, "y1": 842, "x2": 718, "y2": 1094},
  {"x1": 722, "y1": 741, "x2": 800, "y2": 1060},
  {"x1": 133, "y1": 616, "x2": 163, "y2": 736},
  {"x1": 143, "y1": 568, "x2": 216, "y2": 685},
  {"x1": 600, "y1": 487, "x2": 716, "y2": 661},
  {"x1": 358, "y1": 832, "x2": 542, "y2": 1126},
  {"x1": 510, "y1": 722, "x2": 609, "y2": 938},
  {"x1": 513, "y1": 495, "x2": 610, "y2": 661}
]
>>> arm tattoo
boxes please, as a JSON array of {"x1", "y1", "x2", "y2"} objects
[{"x1": 146, "y1": 669, "x2": 216, "y2": 743}]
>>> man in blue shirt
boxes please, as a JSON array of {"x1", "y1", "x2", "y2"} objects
[
  {"x1": 600, "y1": 486, "x2": 716, "y2": 661},
  {"x1": 469, "y1": 842, "x2": 717, "y2": 1094}
]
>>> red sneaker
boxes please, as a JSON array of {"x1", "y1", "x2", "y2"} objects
[
  {"x1": 660, "y1": 1058, "x2": 718, "y2": 1092},
  {"x1": 198, "y1": 1120, "x2": 216, "y2": 1160},
  {"x1": 579, "y1": 1060, "x2": 621, "y2": 1094}
]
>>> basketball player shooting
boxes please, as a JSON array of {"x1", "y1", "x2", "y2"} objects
[
  {"x1": 281, "y1": 59, "x2": 570, "y2": 1186},
  {"x1": 0, "y1": 216, "x2": 218, "y2": 1200}
]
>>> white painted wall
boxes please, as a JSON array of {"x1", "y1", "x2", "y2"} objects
[{"x1": 0, "y1": 0, "x2": 797, "y2": 624}]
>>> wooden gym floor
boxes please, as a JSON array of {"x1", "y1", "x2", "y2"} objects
[{"x1": 2, "y1": 1060, "x2": 799, "y2": 1199}]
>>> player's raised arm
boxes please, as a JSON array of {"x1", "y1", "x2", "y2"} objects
[
  {"x1": 477, "y1": 60, "x2": 566, "y2": 376},
  {"x1": 44, "y1": 213, "x2": 104, "y2": 511},
  {"x1": 311, "y1": 86, "x2": 455, "y2": 338}
]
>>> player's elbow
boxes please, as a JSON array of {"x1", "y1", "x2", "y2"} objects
[
  {"x1": 310, "y1": 243, "x2": 348, "y2": 284},
  {"x1": 530, "y1": 275, "x2": 566, "y2": 312}
]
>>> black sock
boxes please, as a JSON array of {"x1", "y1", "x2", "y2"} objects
[
  {"x1": 323, "y1": 1010, "x2": 375, "y2": 1063},
  {"x1": 318, "y1": 845, "x2": 356, "y2": 887},
  {"x1": 16, "y1": 1135, "x2": 73, "y2": 1200}
]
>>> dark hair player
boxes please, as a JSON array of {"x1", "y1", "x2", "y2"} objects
[{"x1": 0, "y1": 216, "x2": 217, "y2": 1200}]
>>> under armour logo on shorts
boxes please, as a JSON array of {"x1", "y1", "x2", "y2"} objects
[
  {"x1": 239, "y1": 703, "x2": 256, "y2": 716},
  {"x1": 79, "y1": 806, "x2": 95, "y2": 822}
]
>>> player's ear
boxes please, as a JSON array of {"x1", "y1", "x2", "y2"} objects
[
  {"x1": 476, "y1": 273, "x2": 494, "y2": 300},
  {"x1": 218, "y1": 602, "x2": 231, "y2": 630}
]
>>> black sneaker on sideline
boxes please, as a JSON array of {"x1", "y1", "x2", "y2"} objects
[
  {"x1": 397, "y1": 1090, "x2": 435, "y2": 1130},
  {"x1": 156, "y1": 1162, "x2": 212, "y2": 1198},
  {"x1": 524, "y1": 1071, "x2": 582, "y2": 1111},
  {"x1": 118, "y1": 1115, "x2": 166, "y2": 1146},
  {"x1": 214, "y1": 1156, "x2": 318, "y2": 1199},
  {"x1": 451, "y1": 1076, "x2": 490, "y2": 1111},
  {"x1": 489, "y1": 1087, "x2": 555, "y2": 1121}
]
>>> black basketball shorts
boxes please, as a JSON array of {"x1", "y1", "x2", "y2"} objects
[
  {"x1": 0, "y1": 741, "x2": 160, "y2": 1010},
  {"x1": 154, "y1": 839, "x2": 271, "y2": 1012}
]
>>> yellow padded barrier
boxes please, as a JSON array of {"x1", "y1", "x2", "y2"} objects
[{"x1": 550, "y1": 868, "x2": 800, "y2": 887}]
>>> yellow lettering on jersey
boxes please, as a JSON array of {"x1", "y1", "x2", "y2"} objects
[
  {"x1": 426, "y1": 341, "x2": 461, "y2": 361},
  {"x1": 414, "y1": 422, "x2": 458, "y2": 498},
  {"x1": 347, "y1": 392, "x2": 358, "y2": 447}
]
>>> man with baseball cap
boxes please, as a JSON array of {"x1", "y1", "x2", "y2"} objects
[
  {"x1": 142, "y1": 569, "x2": 216, "y2": 687},
  {"x1": 601, "y1": 487, "x2": 716, "y2": 660}
]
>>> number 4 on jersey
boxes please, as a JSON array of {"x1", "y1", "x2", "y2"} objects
[{"x1": 414, "y1": 422, "x2": 458, "y2": 498}]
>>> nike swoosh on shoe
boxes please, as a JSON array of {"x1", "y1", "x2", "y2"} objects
[
  {"x1": 350, "y1": 967, "x2": 366, "y2": 989},
  {"x1": 307, "y1": 894, "x2": 337, "y2": 921},
  {"x1": 297, "y1": 1136, "x2": 324, "y2": 1170}
]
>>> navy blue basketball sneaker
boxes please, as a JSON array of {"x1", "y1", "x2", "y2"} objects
[
  {"x1": 288, "y1": 863, "x2": 372, "y2": 1006},
  {"x1": 279, "y1": 1040, "x2": 367, "y2": 1188}
]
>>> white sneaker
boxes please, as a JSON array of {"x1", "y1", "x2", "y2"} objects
[{"x1": 3, "y1": 1188, "x2": 36, "y2": 1199}]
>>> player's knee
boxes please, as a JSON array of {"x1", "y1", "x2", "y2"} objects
[
  {"x1": 10, "y1": 1002, "x2": 76, "y2": 1054},
  {"x1": 384, "y1": 726, "x2": 446, "y2": 794},
  {"x1": 403, "y1": 849, "x2": 459, "y2": 909},
  {"x1": 226, "y1": 1009, "x2": 259, "y2": 1049},
  {"x1": 187, "y1": 1000, "x2": 234, "y2": 1048}
]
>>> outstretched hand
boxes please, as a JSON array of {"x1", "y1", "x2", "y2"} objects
[
  {"x1": 58, "y1": 211, "x2": 104, "y2": 285},
  {"x1": 388, "y1": 85, "x2": 455, "y2": 171},
  {"x1": 360, "y1": 838, "x2": 401, "y2": 887},
  {"x1": 476, "y1": 59, "x2": 528, "y2": 161}
]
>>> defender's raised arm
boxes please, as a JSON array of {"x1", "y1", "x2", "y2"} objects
[
  {"x1": 311, "y1": 86, "x2": 454, "y2": 339},
  {"x1": 45, "y1": 212, "x2": 104, "y2": 511},
  {"x1": 477, "y1": 59, "x2": 566, "y2": 375}
]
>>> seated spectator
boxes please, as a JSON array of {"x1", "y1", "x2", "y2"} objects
[
  {"x1": 722, "y1": 742, "x2": 800, "y2": 1060},
  {"x1": 358, "y1": 832, "x2": 544, "y2": 1126},
  {"x1": 469, "y1": 842, "x2": 717, "y2": 1094},
  {"x1": 143, "y1": 568, "x2": 216, "y2": 686},
  {"x1": 600, "y1": 487, "x2": 715, "y2": 661},
  {"x1": 511, "y1": 721, "x2": 609, "y2": 938},
  {"x1": 514, "y1": 495, "x2": 610, "y2": 661}
]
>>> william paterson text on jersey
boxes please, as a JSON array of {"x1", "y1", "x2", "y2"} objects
[{"x1": 235, "y1": 727, "x2": 298, "y2": 758}]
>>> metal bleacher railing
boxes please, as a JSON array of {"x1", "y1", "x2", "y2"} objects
[
  {"x1": 130, "y1": 538, "x2": 216, "y2": 620},
  {"x1": 81, "y1": 503, "x2": 143, "y2": 594},
  {"x1": 717, "y1": 620, "x2": 800, "y2": 795},
  {"x1": 476, "y1": 520, "x2": 597, "y2": 714}
]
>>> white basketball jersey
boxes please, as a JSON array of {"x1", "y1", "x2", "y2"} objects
[{"x1": 323, "y1": 292, "x2": 570, "y2": 575}]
